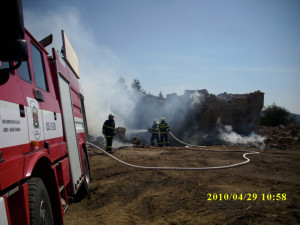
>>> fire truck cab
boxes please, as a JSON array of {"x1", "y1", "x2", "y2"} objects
[{"x1": 0, "y1": 1, "x2": 91, "y2": 224}]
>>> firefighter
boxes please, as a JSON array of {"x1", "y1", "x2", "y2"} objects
[
  {"x1": 148, "y1": 119, "x2": 160, "y2": 146},
  {"x1": 159, "y1": 117, "x2": 170, "y2": 147},
  {"x1": 102, "y1": 113, "x2": 116, "y2": 153}
]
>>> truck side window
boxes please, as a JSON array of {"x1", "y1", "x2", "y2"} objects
[
  {"x1": 18, "y1": 61, "x2": 31, "y2": 82},
  {"x1": 30, "y1": 43, "x2": 48, "y2": 91}
]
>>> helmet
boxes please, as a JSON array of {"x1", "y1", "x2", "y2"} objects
[
  {"x1": 108, "y1": 113, "x2": 114, "y2": 119},
  {"x1": 153, "y1": 119, "x2": 158, "y2": 124},
  {"x1": 161, "y1": 117, "x2": 166, "y2": 122}
]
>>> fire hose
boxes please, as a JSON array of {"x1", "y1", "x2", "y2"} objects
[
  {"x1": 87, "y1": 131, "x2": 260, "y2": 170},
  {"x1": 169, "y1": 131, "x2": 207, "y2": 148}
]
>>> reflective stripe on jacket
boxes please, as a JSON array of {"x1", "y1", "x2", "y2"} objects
[
  {"x1": 150, "y1": 124, "x2": 160, "y2": 134},
  {"x1": 102, "y1": 119, "x2": 116, "y2": 137},
  {"x1": 159, "y1": 122, "x2": 170, "y2": 134}
]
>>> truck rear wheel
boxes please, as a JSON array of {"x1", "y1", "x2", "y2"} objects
[{"x1": 28, "y1": 177, "x2": 54, "y2": 225}]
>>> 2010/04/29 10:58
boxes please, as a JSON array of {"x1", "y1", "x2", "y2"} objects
[{"x1": 207, "y1": 193, "x2": 287, "y2": 201}]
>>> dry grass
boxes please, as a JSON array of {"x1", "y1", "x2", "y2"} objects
[{"x1": 64, "y1": 146, "x2": 300, "y2": 225}]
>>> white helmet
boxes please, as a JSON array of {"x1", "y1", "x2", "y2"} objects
[
  {"x1": 153, "y1": 119, "x2": 158, "y2": 123},
  {"x1": 108, "y1": 113, "x2": 114, "y2": 118},
  {"x1": 161, "y1": 117, "x2": 166, "y2": 122}
]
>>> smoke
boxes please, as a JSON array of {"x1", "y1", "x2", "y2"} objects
[
  {"x1": 83, "y1": 78, "x2": 138, "y2": 136},
  {"x1": 23, "y1": 6, "x2": 265, "y2": 148},
  {"x1": 217, "y1": 119, "x2": 266, "y2": 149},
  {"x1": 190, "y1": 91, "x2": 205, "y2": 108},
  {"x1": 24, "y1": 6, "x2": 137, "y2": 137}
]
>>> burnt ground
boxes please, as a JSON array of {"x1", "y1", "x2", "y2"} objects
[{"x1": 64, "y1": 145, "x2": 300, "y2": 225}]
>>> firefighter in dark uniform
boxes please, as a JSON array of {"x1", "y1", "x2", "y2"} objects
[
  {"x1": 159, "y1": 117, "x2": 170, "y2": 147},
  {"x1": 102, "y1": 113, "x2": 116, "y2": 153},
  {"x1": 149, "y1": 119, "x2": 160, "y2": 146}
]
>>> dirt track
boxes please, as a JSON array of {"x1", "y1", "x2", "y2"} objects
[{"x1": 64, "y1": 146, "x2": 300, "y2": 225}]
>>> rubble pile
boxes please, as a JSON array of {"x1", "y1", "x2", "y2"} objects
[
  {"x1": 201, "y1": 90, "x2": 264, "y2": 134},
  {"x1": 89, "y1": 127, "x2": 148, "y2": 149},
  {"x1": 115, "y1": 127, "x2": 127, "y2": 142},
  {"x1": 88, "y1": 127, "x2": 128, "y2": 149},
  {"x1": 90, "y1": 89, "x2": 265, "y2": 147},
  {"x1": 131, "y1": 137, "x2": 148, "y2": 148},
  {"x1": 130, "y1": 89, "x2": 264, "y2": 146},
  {"x1": 90, "y1": 136, "x2": 106, "y2": 149},
  {"x1": 169, "y1": 90, "x2": 264, "y2": 145},
  {"x1": 217, "y1": 91, "x2": 263, "y2": 104},
  {"x1": 259, "y1": 125, "x2": 300, "y2": 150}
]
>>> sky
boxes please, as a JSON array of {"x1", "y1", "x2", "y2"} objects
[{"x1": 22, "y1": 0, "x2": 300, "y2": 114}]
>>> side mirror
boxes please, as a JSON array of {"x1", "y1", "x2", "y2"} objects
[{"x1": 0, "y1": 0, "x2": 29, "y2": 85}]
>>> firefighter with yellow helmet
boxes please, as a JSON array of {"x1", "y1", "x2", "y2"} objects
[
  {"x1": 159, "y1": 117, "x2": 170, "y2": 147},
  {"x1": 102, "y1": 113, "x2": 116, "y2": 153},
  {"x1": 148, "y1": 119, "x2": 160, "y2": 146}
]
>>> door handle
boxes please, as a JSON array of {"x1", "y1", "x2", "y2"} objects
[{"x1": 34, "y1": 89, "x2": 45, "y2": 102}]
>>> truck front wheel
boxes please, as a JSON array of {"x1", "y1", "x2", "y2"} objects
[{"x1": 28, "y1": 177, "x2": 54, "y2": 225}]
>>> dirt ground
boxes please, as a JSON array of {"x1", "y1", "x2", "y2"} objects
[{"x1": 64, "y1": 145, "x2": 300, "y2": 225}]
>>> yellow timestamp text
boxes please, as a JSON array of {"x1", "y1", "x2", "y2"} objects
[{"x1": 207, "y1": 193, "x2": 287, "y2": 201}]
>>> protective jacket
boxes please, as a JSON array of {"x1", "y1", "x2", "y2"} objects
[
  {"x1": 159, "y1": 122, "x2": 170, "y2": 134},
  {"x1": 159, "y1": 121, "x2": 170, "y2": 146},
  {"x1": 150, "y1": 123, "x2": 160, "y2": 134},
  {"x1": 149, "y1": 122, "x2": 160, "y2": 146},
  {"x1": 102, "y1": 119, "x2": 116, "y2": 138}
]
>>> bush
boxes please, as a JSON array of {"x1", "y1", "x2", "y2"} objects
[{"x1": 260, "y1": 104, "x2": 292, "y2": 127}]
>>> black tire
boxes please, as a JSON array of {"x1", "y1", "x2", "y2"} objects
[{"x1": 28, "y1": 177, "x2": 54, "y2": 225}]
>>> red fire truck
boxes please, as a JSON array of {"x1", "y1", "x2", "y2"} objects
[{"x1": 0, "y1": 1, "x2": 91, "y2": 224}]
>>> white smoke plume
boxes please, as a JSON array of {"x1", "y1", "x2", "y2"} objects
[
  {"x1": 217, "y1": 121, "x2": 266, "y2": 149},
  {"x1": 190, "y1": 91, "x2": 205, "y2": 108},
  {"x1": 23, "y1": 6, "x2": 265, "y2": 148},
  {"x1": 24, "y1": 6, "x2": 214, "y2": 142},
  {"x1": 24, "y1": 6, "x2": 137, "y2": 137}
]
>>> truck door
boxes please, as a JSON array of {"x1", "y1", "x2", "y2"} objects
[
  {"x1": 21, "y1": 39, "x2": 63, "y2": 152},
  {"x1": 28, "y1": 42, "x2": 63, "y2": 146},
  {"x1": 58, "y1": 74, "x2": 83, "y2": 194},
  {"x1": 20, "y1": 41, "x2": 48, "y2": 149}
]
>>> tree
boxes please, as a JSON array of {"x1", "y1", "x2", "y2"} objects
[
  {"x1": 131, "y1": 79, "x2": 145, "y2": 93},
  {"x1": 159, "y1": 90, "x2": 164, "y2": 99},
  {"x1": 118, "y1": 77, "x2": 127, "y2": 90},
  {"x1": 260, "y1": 104, "x2": 291, "y2": 127}
]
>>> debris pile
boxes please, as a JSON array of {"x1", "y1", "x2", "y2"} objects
[
  {"x1": 91, "y1": 136, "x2": 106, "y2": 149},
  {"x1": 167, "y1": 90, "x2": 264, "y2": 145},
  {"x1": 259, "y1": 125, "x2": 300, "y2": 150},
  {"x1": 89, "y1": 127, "x2": 148, "y2": 149},
  {"x1": 115, "y1": 127, "x2": 127, "y2": 142},
  {"x1": 90, "y1": 89, "x2": 265, "y2": 147},
  {"x1": 128, "y1": 89, "x2": 265, "y2": 146},
  {"x1": 131, "y1": 137, "x2": 148, "y2": 148}
]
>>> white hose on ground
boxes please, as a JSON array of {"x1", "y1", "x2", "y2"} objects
[
  {"x1": 169, "y1": 131, "x2": 207, "y2": 148},
  {"x1": 87, "y1": 138, "x2": 259, "y2": 170}
]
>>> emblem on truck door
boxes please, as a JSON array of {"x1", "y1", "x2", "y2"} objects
[
  {"x1": 27, "y1": 97, "x2": 41, "y2": 140},
  {"x1": 32, "y1": 106, "x2": 39, "y2": 129}
]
